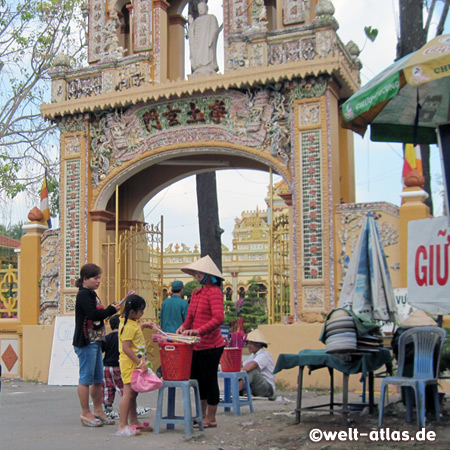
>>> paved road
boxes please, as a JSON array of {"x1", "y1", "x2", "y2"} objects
[{"x1": 0, "y1": 378, "x2": 301, "y2": 450}]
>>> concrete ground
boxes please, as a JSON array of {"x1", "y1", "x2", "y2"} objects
[{"x1": 1, "y1": 378, "x2": 448, "y2": 449}]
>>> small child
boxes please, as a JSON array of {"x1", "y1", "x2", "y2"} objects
[
  {"x1": 115, "y1": 294, "x2": 154, "y2": 437},
  {"x1": 102, "y1": 314, "x2": 123, "y2": 418}
]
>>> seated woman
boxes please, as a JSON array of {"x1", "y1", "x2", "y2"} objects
[{"x1": 239, "y1": 329, "x2": 276, "y2": 400}]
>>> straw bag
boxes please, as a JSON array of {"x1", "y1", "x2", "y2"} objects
[{"x1": 131, "y1": 368, "x2": 163, "y2": 393}]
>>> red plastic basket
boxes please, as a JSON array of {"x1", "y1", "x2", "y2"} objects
[
  {"x1": 159, "y1": 342, "x2": 193, "y2": 381},
  {"x1": 220, "y1": 347, "x2": 242, "y2": 372}
]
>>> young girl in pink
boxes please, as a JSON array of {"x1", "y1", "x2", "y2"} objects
[{"x1": 115, "y1": 294, "x2": 154, "y2": 437}]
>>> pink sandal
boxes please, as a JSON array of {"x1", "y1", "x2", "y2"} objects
[
  {"x1": 114, "y1": 426, "x2": 142, "y2": 437},
  {"x1": 136, "y1": 421, "x2": 153, "y2": 432}
]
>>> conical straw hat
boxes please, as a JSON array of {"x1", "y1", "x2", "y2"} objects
[
  {"x1": 246, "y1": 329, "x2": 269, "y2": 346},
  {"x1": 402, "y1": 309, "x2": 437, "y2": 326},
  {"x1": 181, "y1": 255, "x2": 224, "y2": 280}
]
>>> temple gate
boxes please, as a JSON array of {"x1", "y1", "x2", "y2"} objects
[{"x1": 39, "y1": 0, "x2": 360, "y2": 324}]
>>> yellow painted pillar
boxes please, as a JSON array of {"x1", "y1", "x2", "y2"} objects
[
  {"x1": 154, "y1": 0, "x2": 170, "y2": 82},
  {"x1": 19, "y1": 221, "x2": 48, "y2": 325},
  {"x1": 168, "y1": 14, "x2": 187, "y2": 81},
  {"x1": 399, "y1": 187, "x2": 430, "y2": 287}
]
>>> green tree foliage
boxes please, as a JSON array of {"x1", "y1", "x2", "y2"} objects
[
  {"x1": 0, "y1": 222, "x2": 24, "y2": 240},
  {"x1": 0, "y1": 0, "x2": 86, "y2": 207},
  {"x1": 240, "y1": 282, "x2": 268, "y2": 333},
  {"x1": 224, "y1": 297, "x2": 239, "y2": 327},
  {"x1": 183, "y1": 280, "x2": 201, "y2": 300}
]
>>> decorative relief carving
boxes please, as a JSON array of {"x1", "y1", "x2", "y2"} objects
[
  {"x1": 336, "y1": 204, "x2": 399, "y2": 282},
  {"x1": 265, "y1": 91, "x2": 291, "y2": 163},
  {"x1": 40, "y1": 230, "x2": 60, "y2": 325},
  {"x1": 64, "y1": 293, "x2": 76, "y2": 314},
  {"x1": 66, "y1": 76, "x2": 102, "y2": 100},
  {"x1": 285, "y1": 40, "x2": 301, "y2": 63},
  {"x1": 115, "y1": 62, "x2": 151, "y2": 91},
  {"x1": 103, "y1": 70, "x2": 115, "y2": 92},
  {"x1": 90, "y1": 87, "x2": 295, "y2": 186},
  {"x1": 133, "y1": 0, "x2": 153, "y2": 51},
  {"x1": 299, "y1": 102, "x2": 320, "y2": 126},
  {"x1": 303, "y1": 286, "x2": 325, "y2": 310},
  {"x1": 57, "y1": 116, "x2": 87, "y2": 134},
  {"x1": 100, "y1": 9, "x2": 126, "y2": 62},
  {"x1": 316, "y1": 30, "x2": 335, "y2": 58},
  {"x1": 230, "y1": 0, "x2": 248, "y2": 34},
  {"x1": 268, "y1": 37, "x2": 319, "y2": 66},
  {"x1": 88, "y1": 0, "x2": 106, "y2": 63},
  {"x1": 248, "y1": 0, "x2": 268, "y2": 33},
  {"x1": 64, "y1": 135, "x2": 82, "y2": 156},
  {"x1": 227, "y1": 42, "x2": 248, "y2": 70},
  {"x1": 249, "y1": 43, "x2": 266, "y2": 67},
  {"x1": 300, "y1": 38, "x2": 316, "y2": 60},
  {"x1": 283, "y1": 0, "x2": 308, "y2": 25},
  {"x1": 291, "y1": 75, "x2": 329, "y2": 100},
  {"x1": 52, "y1": 79, "x2": 65, "y2": 103}
]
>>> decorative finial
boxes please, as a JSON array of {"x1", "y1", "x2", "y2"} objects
[
  {"x1": 313, "y1": 0, "x2": 339, "y2": 31},
  {"x1": 28, "y1": 207, "x2": 44, "y2": 222}
]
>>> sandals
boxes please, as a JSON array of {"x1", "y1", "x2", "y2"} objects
[
  {"x1": 80, "y1": 417, "x2": 103, "y2": 427},
  {"x1": 114, "y1": 426, "x2": 142, "y2": 437},
  {"x1": 95, "y1": 415, "x2": 116, "y2": 425},
  {"x1": 136, "y1": 421, "x2": 153, "y2": 432}
]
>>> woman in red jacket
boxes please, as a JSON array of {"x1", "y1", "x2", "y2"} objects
[{"x1": 177, "y1": 255, "x2": 225, "y2": 428}]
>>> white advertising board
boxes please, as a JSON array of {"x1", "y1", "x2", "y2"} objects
[
  {"x1": 48, "y1": 315, "x2": 78, "y2": 385},
  {"x1": 407, "y1": 216, "x2": 450, "y2": 315}
]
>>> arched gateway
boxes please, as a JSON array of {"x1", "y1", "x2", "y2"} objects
[{"x1": 40, "y1": 0, "x2": 360, "y2": 323}]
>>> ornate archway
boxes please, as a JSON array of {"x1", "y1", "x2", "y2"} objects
[{"x1": 41, "y1": 0, "x2": 360, "y2": 322}]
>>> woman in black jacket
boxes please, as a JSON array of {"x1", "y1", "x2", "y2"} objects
[{"x1": 72, "y1": 263, "x2": 120, "y2": 427}]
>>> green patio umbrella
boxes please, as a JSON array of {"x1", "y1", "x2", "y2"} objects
[{"x1": 342, "y1": 34, "x2": 450, "y2": 145}]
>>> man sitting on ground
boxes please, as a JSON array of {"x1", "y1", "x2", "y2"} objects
[{"x1": 239, "y1": 329, "x2": 276, "y2": 400}]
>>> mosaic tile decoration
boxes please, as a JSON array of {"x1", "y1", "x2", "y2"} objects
[
  {"x1": 154, "y1": 1, "x2": 161, "y2": 54},
  {"x1": 63, "y1": 159, "x2": 81, "y2": 289},
  {"x1": 299, "y1": 102, "x2": 320, "y2": 126},
  {"x1": 134, "y1": 0, "x2": 153, "y2": 51},
  {"x1": 300, "y1": 130, "x2": 323, "y2": 280},
  {"x1": 64, "y1": 293, "x2": 77, "y2": 314},
  {"x1": 40, "y1": 230, "x2": 61, "y2": 325},
  {"x1": 88, "y1": 0, "x2": 106, "y2": 63},
  {"x1": 268, "y1": 38, "x2": 316, "y2": 65},
  {"x1": 325, "y1": 91, "x2": 334, "y2": 309},
  {"x1": 283, "y1": 0, "x2": 307, "y2": 25},
  {"x1": 303, "y1": 286, "x2": 325, "y2": 310},
  {"x1": 64, "y1": 135, "x2": 81, "y2": 157},
  {"x1": 90, "y1": 88, "x2": 294, "y2": 186},
  {"x1": 230, "y1": 0, "x2": 248, "y2": 34}
]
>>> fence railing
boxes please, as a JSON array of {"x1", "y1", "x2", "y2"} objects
[{"x1": 0, "y1": 263, "x2": 18, "y2": 318}]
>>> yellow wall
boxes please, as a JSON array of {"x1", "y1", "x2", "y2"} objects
[
  {"x1": 22, "y1": 325, "x2": 53, "y2": 383},
  {"x1": 260, "y1": 323, "x2": 387, "y2": 392}
]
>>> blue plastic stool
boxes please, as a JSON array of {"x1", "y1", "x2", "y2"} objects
[
  {"x1": 154, "y1": 379, "x2": 203, "y2": 435},
  {"x1": 218, "y1": 371, "x2": 254, "y2": 416}
]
